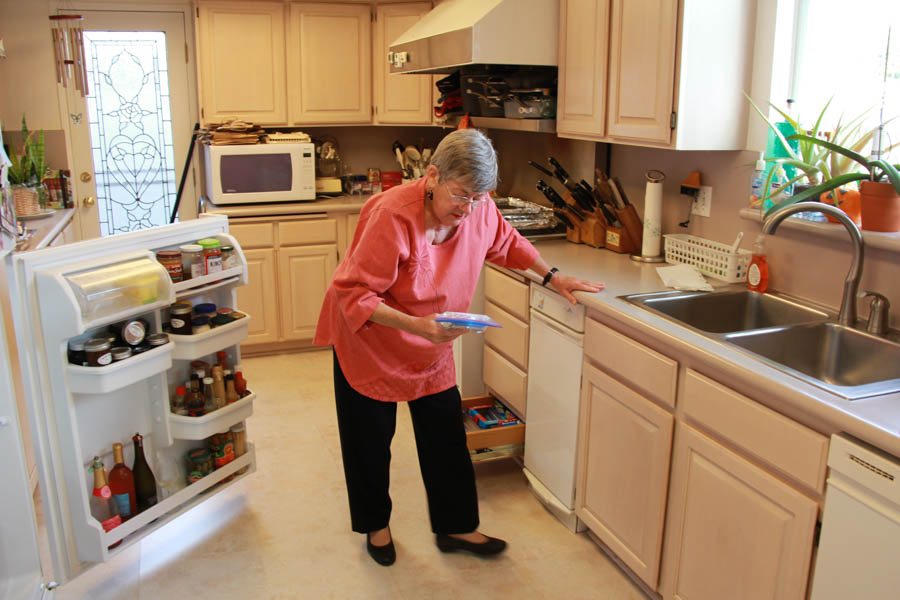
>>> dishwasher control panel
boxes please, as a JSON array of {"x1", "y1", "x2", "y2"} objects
[{"x1": 530, "y1": 284, "x2": 586, "y2": 332}]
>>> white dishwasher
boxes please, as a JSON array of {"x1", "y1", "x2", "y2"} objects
[
  {"x1": 523, "y1": 284, "x2": 586, "y2": 532},
  {"x1": 810, "y1": 434, "x2": 900, "y2": 599}
]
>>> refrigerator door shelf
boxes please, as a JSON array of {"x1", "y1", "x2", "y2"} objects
[
  {"x1": 66, "y1": 343, "x2": 173, "y2": 395},
  {"x1": 169, "y1": 316, "x2": 251, "y2": 361},
  {"x1": 173, "y1": 265, "x2": 244, "y2": 300},
  {"x1": 97, "y1": 442, "x2": 257, "y2": 562},
  {"x1": 169, "y1": 391, "x2": 255, "y2": 440}
]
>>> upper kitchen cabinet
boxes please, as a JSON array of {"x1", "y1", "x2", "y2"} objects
[
  {"x1": 557, "y1": 0, "x2": 754, "y2": 150},
  {"x1": 288, "y1": 3, "x2": 372, "y2": 124},
  {"x1": 196, "y1": 2, "x2": 287, "y2": 125},
  {"x1": 373, "y1": 3, "x2": 433, "y2": 125}
]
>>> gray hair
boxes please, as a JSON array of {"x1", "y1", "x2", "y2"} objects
[{"x1": 430, "y1": 129, "x2": 498, "y2": 193}]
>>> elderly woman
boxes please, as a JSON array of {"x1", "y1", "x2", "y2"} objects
[{"x1": 314, "y1": 129, "x2": 603, "y2": 566}]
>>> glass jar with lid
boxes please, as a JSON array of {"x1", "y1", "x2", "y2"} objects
[
  {"x1": 220, "y1": 244, "x2": 238, "y2": 270},
  {"x1": 180, "y1": 244, "x2": 204, "y2": 279},
  {"x1": 156, "y1": 250, "x2": 183, "y2": 282},
  {"x1": 84, "y1": 337, "x2": 113, "y2": 367},
  {"x1": 196, "y1": 238, "x2": 223, "y2": 275}
]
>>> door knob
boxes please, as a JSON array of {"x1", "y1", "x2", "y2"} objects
[
  {"x1": 83, "y1": 196, "x2": 95, "y2": 207},
  {"x1": 80, "y1": 172, "x2": 92, "y2": 183}
]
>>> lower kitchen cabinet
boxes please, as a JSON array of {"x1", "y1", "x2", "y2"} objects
[
  {"x1": 482, "y1": 266, "x2": 530, "y2": 419},
  {"x1": 576, "y1": 361, "x2": 673, "y2": 590},
  {"x1": 237, "y1": 248, "x2": 279, "y2": 345},
  {"x1": 660, "y1": 423, "x2": 818, "y2": 600},
  {"x1": 277, "y1": 244, "x2": 338, "y2": 340}
]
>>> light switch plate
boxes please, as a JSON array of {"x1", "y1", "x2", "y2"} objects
[{"x1": 691, "y1": 185, "x2": 712, "y2": 217}]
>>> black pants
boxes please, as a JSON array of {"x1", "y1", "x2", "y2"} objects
[{"x1": 333, "y1": 351, "x2": 479, "y2": 535}]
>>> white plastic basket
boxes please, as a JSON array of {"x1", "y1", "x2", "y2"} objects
[{"x1": 663, "y1": 234, "x2": 751, "y2": 283}]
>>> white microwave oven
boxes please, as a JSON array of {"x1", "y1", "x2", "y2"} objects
[{"x1": 203, "y1": 142, "x2": 316, "y2": 204}]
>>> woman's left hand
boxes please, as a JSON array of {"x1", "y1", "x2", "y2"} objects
[{"x1": 549, "y1": 272, "x2": 605, "y2": 305}]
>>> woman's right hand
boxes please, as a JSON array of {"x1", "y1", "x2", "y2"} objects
[{"x1": 414, "y1": 314, "x2": 468, "y2": 345}]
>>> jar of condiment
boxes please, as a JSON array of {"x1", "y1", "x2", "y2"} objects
[
  {"x1": 131, "y1": 344, "x2": 150, "y2": 355},
  {"x1": 169, "y1": 303, "x2": 193, "y2": 335},
  {"x1": 231, "y1": 422, "x2": 248, "y2": 474},
  {"x1": 229, "y1": 311, "x2": 246, "y2": 320},
  {"x1": 221, "y1": 244, "x2": 238, "y2": 270},
  {"x1": 111, "y1": 346, "x2": 133, "y2": 362},
  {"x1": 68, "y1": 338, "x2": 87, "y2": 366},
  {"x1": 210, "y1": 314, "x2": 235, "y2": 328},
  {"x1": 197, "y1": 238, "x2": 223, "y2": 275},
  {"x1": 84, "y1": 337, "x2": 113, "y2": 367},
  {"x1": 192, "y1": 316, "x2": 210, "y2": 334},
  {"x1": 216, "y1": 307, "x2": 233, "y2": 316},
  {"x1": 180, "y1": 243, "x2": 204, "y2": 280},
  {"x1": 110, "y1": 318, "x2": 148, "y2": 346},
  {"x1": 156, "y1": 250, "x2": 184, "y2": 282},
  {"x1": 186, "y1": 448, "x2": 213, "y2": 482},
  {"x1": 193, "y1": 302, "x2": 217, "y2": 318},
  {"x1": 146, "y1": 333, "x2": 170, "y2": 347}
]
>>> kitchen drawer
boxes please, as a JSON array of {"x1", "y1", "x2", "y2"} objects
[
  {"x1": 462, "y1": 395, "x2": 525, "y2": 452},
  {"x1": 279, "y1": 217, "x2": 339, "y2": 246},
  {"x1": 483, "y1": 345, "x2": 527, "y2": 419},
  {"x1": 484, "y1": 267, "x2": 529, "y2": 321},
  {"x1": 484, "y1": 300, "x2": 529, "y2": 370},
  {"x1": 683, "y1": 369, "x2": 829, "y2": 493},
  {"x1": 584, "y1": 318, "x2": 677, "y2": 408},
  {"x1": 229, "y1": 221, "x2": 275, "y2": 249}
]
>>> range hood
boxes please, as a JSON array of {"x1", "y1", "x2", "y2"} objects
[{"x1": 388, "y1": 0, "x2": 559, "y2": 75}]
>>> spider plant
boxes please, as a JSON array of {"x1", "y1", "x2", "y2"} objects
[{"x1": 6, "y1": 116, "x2": 47, "y2": 186}]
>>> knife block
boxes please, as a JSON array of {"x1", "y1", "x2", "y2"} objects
[
  {"x1": 602, "y1": 223, "x2": 636, "y2": 253},
  {"x1": 562, "y1": 191, "x2": 605, "y2": 248},
  {"x1": 615, "y1": 204, "x2": 643, "y2": 251}
]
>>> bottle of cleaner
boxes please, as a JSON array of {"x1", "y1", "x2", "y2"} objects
[
  {"x1": 764, "y1": 165, "x2": 793, "y2": 212},
  {"x1": 747, "y1": 234, "x2": 769, "y2": 293},
  {"x1": 749, "y1": 152, "x2": 766, "y2": 208}
]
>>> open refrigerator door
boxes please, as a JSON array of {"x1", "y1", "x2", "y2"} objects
[{"x1": 6, "y1": 215, "x2": 256, "y2": 585}]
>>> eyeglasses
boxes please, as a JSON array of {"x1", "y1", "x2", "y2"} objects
[{"x1": 444, "y1": 183, "x2": 487, "y2": 207}]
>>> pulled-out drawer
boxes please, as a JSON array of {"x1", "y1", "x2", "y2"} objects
[
  {"x1": 462, "y1": 395, "x2": 525, "y2": 456},
  {"x1": 484, "y1": 267, "x2": 529, "y2": 321},
  {"x1": 683, "y1": 369, "x2": 829, "y2": 493},
  {"x1": 483, "y1": 345, "x2": 527, "y2": 419},
  {"x1": 584, "y1": 318, "x2": 677, "y2": 408},
  {"x1": 484, "y1": 300, "x2": 529, "y2": 370}
]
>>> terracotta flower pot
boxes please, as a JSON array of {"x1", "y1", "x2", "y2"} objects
[
  {"x1": 860, "y1": 180, "x2": 900, "y2": 232},
  {"x1": 820, "y1": 188, "x2": 861, "y2": 225}
]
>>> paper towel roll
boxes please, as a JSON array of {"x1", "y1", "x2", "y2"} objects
[{"x1": 641, "y1": 170, "x2": 665, "y2": 257}]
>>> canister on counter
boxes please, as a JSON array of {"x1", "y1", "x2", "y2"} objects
[
  {"x1": 156, "y1": 249, "x2": 184, "y2": 282},
  {"x1": 169, "y1": 303, "x2": 193, "y2": 335}
]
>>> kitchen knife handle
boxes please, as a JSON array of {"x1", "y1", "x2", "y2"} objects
[
  {"x1": 528, "y1": 160, "x2": 555, "y2": 178},
  {"x1": 548, "y1": 156, "x2": 570, "y2": 180}
]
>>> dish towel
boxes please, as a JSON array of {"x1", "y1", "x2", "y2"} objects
[{"x1": 655, "y1": 264, "x2": 714, "y2": 292}]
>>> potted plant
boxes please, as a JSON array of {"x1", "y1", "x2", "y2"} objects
[
  {"x1": 6, "y1": 116, "x2": 49, "y2": 217},
  {"x1": 765, "y1": 134, "x2": 900, "y2": 232}
]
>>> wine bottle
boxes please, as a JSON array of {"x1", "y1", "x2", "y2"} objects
[
  {"x1": 89, "y1": 456, "x2": 122, "y2": 548},
  {"x1": 131, "y1": 433, "x2": 157, "y2": 512},
  {"x1": 108, "y1": 443, "x2": 137, "y2": 521}
]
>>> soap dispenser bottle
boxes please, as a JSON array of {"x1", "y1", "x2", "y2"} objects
[
  {"x1": 747, "y1": 234, "x2": 769, "y2": 293},
  {"x1": 749, "y1": 152, "x2": 767, "y2": 208}
]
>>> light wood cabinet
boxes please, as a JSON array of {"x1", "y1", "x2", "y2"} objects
[
  {"x1": 660, "y1": 423, "x2": 818, "y2": 600},
  {"x1": 577, "y1": 361, "x2": 673, "y2": 589},
  {"x1": 277, "y1": 244, "x2": 338, "y2": 340},
  {"x1": 373, "y1": 3, "x2": 433, "y2": 125},
  {"x1": 288, "y1": 3, "x2": 372, "y2": 124},
  {"x1": 196, "y1": 1, "x2": 286, "y2": 124},
  {"x1": 482, "y1": 266, "x2": 530, "y2": 418},
  {"x1": 236, "y1": 248, "x2": 279, "y2": 345},
  {"x1": 557, "y1": 0, "x2": 754, "y2": 149}
]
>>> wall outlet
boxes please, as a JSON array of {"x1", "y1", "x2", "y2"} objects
[{"x1": 691, "y1": 185, "x2": 712, "y2": 217}]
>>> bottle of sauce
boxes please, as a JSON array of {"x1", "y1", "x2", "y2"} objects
[
  {"x1": 234, "y1": 370, "x2": 248, "y2": 397},
  {"x1": 202, "y1": 377, "x2": 217, "y2": 413},
  {"x1": 187, "y1": 375, "x2": 205, "y2": 416},
  {"x1": 89, "y1": 457, "x2": 122, "y2": 548},
  {"x1": 225, "y1": 374, "x2": 240, "y2": 404},
  {"x1": 216, "y1": 350, "x2": 228, "y2": 372},
  {"x1": 747, "y1": 234, "x2": 769, "y2": 293},
  {"x1": 108, "y1": 443, "x2": 137, "y2": 521},
  {"x1": 171, "y1": 385, "x2": 187, "y2": 414},
  {"x1": 211, "y1": 365, "x2": 227, "y2": 409},
  {"x1": 131, "y1": 433, "x2": 158, "y2": 512}
]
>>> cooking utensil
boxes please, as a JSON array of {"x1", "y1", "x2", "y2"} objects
[
  {"x1": 730, "y1": 232, "x2": 744, "y2": 254},
  {"x1": 537, "y1": 181, "x2": 585, "y2": 221},
  {"x1": 528, "y1": 160, "x2": 555, "y2": 178},
  {"x1": 421, "y1": 148, "x2": 432, "y2": 167},
  {"x1": 553, "y1": 209, "x2": 574, "y2": 229},
  {"x1": 405, "y1": 146, "x2": 422, "y2": 178},
  {"x1": 393, "y1": 140, "x2": 406, "y2": 176}
]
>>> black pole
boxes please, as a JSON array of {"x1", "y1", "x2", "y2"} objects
[{"x1": 170, "y1": 123, "x2": 201, "y2": 224}]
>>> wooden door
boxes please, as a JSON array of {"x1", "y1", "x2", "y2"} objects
[
  {"x1": 197, "y1": 1, "x2": 286, "y2": 125},
  {"x1": 661, "y1": 423, "x2": 818, "y2": 600},
  {"x1": 605, "y1": 0, "x2": 677, "y2": 143},
  {"x1": 373, "y1": 3, "x2": 432, "y2": 124},
  {"x1": 288, "y1": 3, "x2": 372, "y2": 124},
  {"x1": 556, "y1": 0, "x2": 611, "y2": 140},
  {"x1": 277, "y1": 244, "x2": 338, "y2": 340},
  {"x1": 576, "y1": 362, "x2": 673, "y2": 590},
  {"x1": 236, "y1": 248, "x2": 279, "y2": 345}
]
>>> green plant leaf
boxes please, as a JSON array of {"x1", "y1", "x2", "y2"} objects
[
  {"x1": 869, "y1": 160, "x2": 900, "y2": 193},
  {"x1": 763, "y1": 173, "x2": 868, "y2": 217},
  {"x1": 744, "y1": 92, "x2": 800, "y2": 162},
  {"x1": 788, "y1": 134, "x2": 871, "y2": 172}
]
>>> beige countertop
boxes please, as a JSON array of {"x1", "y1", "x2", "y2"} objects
[
  {"x1": 15, "y1": 208, "x2": 74, "y2": 252},
  {"x1": 522, "y1": 239, "x2": 900, "y2": 458},
  {"x1": 202, "y1": 195, "x2": 369, "y2": 218}
]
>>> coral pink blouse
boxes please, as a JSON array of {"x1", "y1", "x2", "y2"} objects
[{"x1": 313, "y1": 178, "x2": 539, "y2": 402}]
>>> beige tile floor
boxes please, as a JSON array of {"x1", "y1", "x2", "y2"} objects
[{"x1": 47, "y1": 349, "x2": 646, "y2": 600}]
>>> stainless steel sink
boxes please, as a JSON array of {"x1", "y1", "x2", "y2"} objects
[
  {"x1": 724, "y1": 323, "x2": 900, "y2": 399},
  {"x1": 622, "y1": 289, "x2": 831, "y2": 334}
]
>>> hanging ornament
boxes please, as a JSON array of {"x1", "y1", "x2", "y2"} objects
[{"x1": 49, "y1": 14, "x2": 88, "y2": 96}]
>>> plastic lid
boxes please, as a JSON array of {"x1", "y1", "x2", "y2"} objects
[
  {"x1": 84, "y1": 337, "x2": 111, "y2": 351},
  {"x1": 197, "y1": 238, "x2": 221, "y2": 249},
  {"x1": 68, "y1": 338, "x2": 86, "y2": 350},
  {"x1": 220, "y1": 245, "x2": 234, "y2": 252},
  {"x1": 193, "y1": 302, "x2": 217, "y2": 313},
  {"x1": 146, "y1": 333, "x2": 170, "y2": 346},
  {"x1": 156, "y1": 250, "x2": 180, "y2": 258},
  {"x1": 192, "y1": 316, "x2": 209, "y2": 325},
  {"x1": 180, "y1": 244, "x2": 203, "y2": 252},
  {"x1": 203, "y1": 376, "x2": 213, "y2": 384},
  {"x1": 210, "y1": 314, "x2": 234, "y2": 325},
  {"x1": 111, "y1": 346, "x2": 133, "y2": 359},
  {"x1": 176, "y1": 385, "x2": 187, "y2": 394}
]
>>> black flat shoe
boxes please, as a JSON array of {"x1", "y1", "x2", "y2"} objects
[
  {"x1": 366, "y1": 534, "x2": 396, "y2": 566},
  {"x1": 435, "y1": 534, "x2": 507, "y2": 556}
]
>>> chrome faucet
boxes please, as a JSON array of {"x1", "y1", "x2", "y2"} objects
[{"x1": 761, "y1": 201, "x2": 864, "y2": 328}]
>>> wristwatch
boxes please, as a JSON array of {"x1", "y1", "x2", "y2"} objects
[{"x1": 541, "y1": 267, "x2": 558, "y2": 287}]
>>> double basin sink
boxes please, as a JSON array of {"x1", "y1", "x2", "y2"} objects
[{"x1": 621, "y1": 288, "x2": 900, "y2": 400}]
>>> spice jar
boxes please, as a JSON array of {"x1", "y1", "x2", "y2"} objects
[
  {"x1": 68, "y1": 338, "x2": 87, "y2": 366},
  {"x1": 156, "y1": 250, "x2": 183, "y2": 282},
  {"x1": 169, "y1": 303, "x2": 193, "y2": 335},
  {"x1": 146, "y1": 333, "x2": 170, "y2": 347},
  {"x1": 197, "y1": 238, "x2": 223, "y2": 275},
  {"x1": 180, "y1": 243, "x2": 204, "y2": 280},
  {"x1": 210, "y1": 314, "x2": 235, "y2": 328},
  {"x1": 110, "y1": 318, "x2": 148, "y2": 346},
  {"x1": 84, "y1": 337, "x2": 113, "y2": 367},
  {"x1": 193, "y1": 302, "x2": 217, "y2": 319},
  {"x1": 111, "y1": 346, "x2": 133, "y2": 362},
  {"x1": 221, "y1": 244, "x2": 238, "y2": 270},
  {"x1": 191, "y1": 316, "x2": 210, "y2": 334}
]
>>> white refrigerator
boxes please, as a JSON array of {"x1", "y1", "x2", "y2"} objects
[{"x1": 2, "y1": 215, "x2": 257, "y2": 596}]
